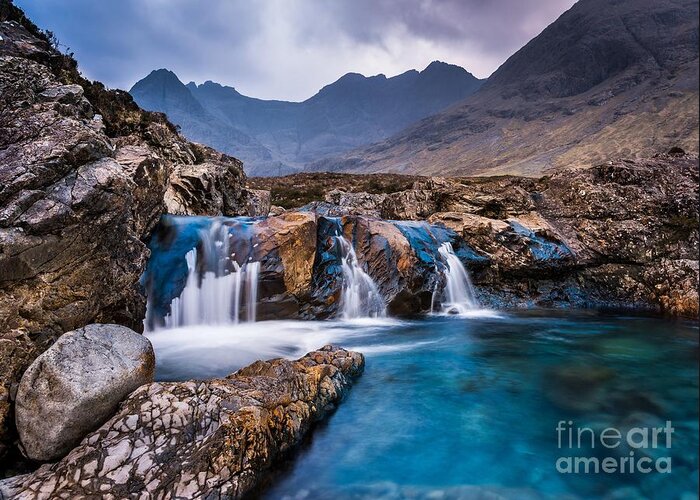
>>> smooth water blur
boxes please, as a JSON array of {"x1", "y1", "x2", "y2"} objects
[{"x1": 148, "y1": 311, "x2": 699, "y2": 499}]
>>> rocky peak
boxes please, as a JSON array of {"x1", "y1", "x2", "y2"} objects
[{"x1": 484, "y1": 0, "x2": 699, "y2": 99}]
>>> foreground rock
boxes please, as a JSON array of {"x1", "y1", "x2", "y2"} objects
[
  {"x1": 0, "y1": 346, "x2": 364, "y2": 499},
  {"x1": 15, "y1": 324, "x2": 154, "y2": 462},
  {"x1": 0, "y1": 7, "x2": 250, "y2": 454}
]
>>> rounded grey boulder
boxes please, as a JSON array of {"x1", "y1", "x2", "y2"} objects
[{"x1": 15, "y1": 324, "x2": 155, "y2": 461}]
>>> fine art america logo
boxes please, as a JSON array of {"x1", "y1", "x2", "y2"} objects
[{"x1": 556, "y1": 420, "x2": 674, "y2": 474}]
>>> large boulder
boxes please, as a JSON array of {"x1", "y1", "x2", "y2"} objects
[
  {"x1": 252, "y1": 212, "x2": 318, "y2": 319},
  {"x1": 306, "y1": 215, "x2": 465, "y2": 317},
  {"x1": 15, "y1": 324, "x2": 155, "y2": 462},
  {"x1": 0, "y1": 13, "x2": 249, "y2": 456},
  {"x1": 0, "y1": 346, "x2": 364, "y2": 499}
]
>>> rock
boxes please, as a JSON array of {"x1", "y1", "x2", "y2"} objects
[
  {"x1": 163, "y1": 146, "x2": 247, "y2": 216},
  {"x1": 15, "y1": 324, "x2": 154, "y2": 462},
  {"x1": 381, "y1": 188, "x2": 436, "y2": 220},
  {"x1": 142, "y1": 211, "x2": 319, "y2": 325},
  {"x1": 0, "y1": 346, "x2": 364, "y2": 499},
  {"x1": 0, "y1": 13, "x2": 250, "y2": 455},
  {"x1": 253, "y1": 212, "x2": 318, "y2": 319},
  {"x1": 324, "y1": 189, "x2": 386, "y2": 217},
  {"x1": 268, "y1": 204, "x2": 285, "y2": 216},
  {"x1": 307, "y1": 216, "x2": 460, "y2": 316},
  {"x1": 243, "y1": 188, "x2": 271, "y2": 217}
]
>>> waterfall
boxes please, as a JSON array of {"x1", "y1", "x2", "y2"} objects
[
  {"x1": 334, "y1": 236, "x2": 386, "y2": 319},
  {"x1": 436, "y1": 242, "x2": 479, "y2": 314},
  {"x1": 159, "y1": 221, "x2": 260, "y2": 329}
]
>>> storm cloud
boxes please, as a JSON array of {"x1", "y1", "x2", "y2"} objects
[{"x1": 15, "y1": 0, "x2": 576, "y2": 101}]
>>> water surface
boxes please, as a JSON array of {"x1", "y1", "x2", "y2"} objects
[{"x1": 148, "y1": 311, "x2": 699, "y2": 499}]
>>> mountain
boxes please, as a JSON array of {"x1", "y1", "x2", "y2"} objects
[
  {"x1": 312, "y1": 0, "x2": 699, "y2": 176},
  {"x1": 130, "y1": 62, "x2": 482, "y2": 176}
]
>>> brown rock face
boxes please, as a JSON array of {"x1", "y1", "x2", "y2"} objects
[
  {"x1": 256, "y1": 154, "x2": 699, "y2": 317},
  {"x1": 252, "y1": 212, "x2": 318, "y2": 319},
  {"x1": 0, "y1": 346, "x2": 364, "y2": 499},
  {"x1": 0, "y1": 12, "x2": 248, "y2": 456},
  {"x1": 429, "y1": 155, "x2": 700, "y2": 315},
  {"x1": 341, "y1": 217, "x2": 425, "y2": 315}
]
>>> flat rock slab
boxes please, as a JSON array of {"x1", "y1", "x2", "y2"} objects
[
  {"x1": 1, "y1": 345, "x2": 364, "y2": 499},
  {"x1": 15, "y1": 324, "x2": 155, "y2": 462}
]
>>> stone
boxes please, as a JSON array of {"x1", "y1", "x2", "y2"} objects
[
  {"x1": 243, "y1": 188, "x2": 272, "y2": 217},
  {"x1": 0, "y1": 13, "x2": 250, "y2": 454},
  {"x1": 381, "y1": 188, "x2": 436, "y2": 220},
  {"x1": 268, "y1": 205, "x2": 286, "y2": 216},
  {"x1": 15, "y1": 324, "x2": 155, "y2": 462},
  {"x1": 324, "y1": 189, "x2": 387, "y2": 217},
  {"x1": 0, "y1": 346, "x2": 364, "y2": 499},
  {"x1": 163, "y1": 146, "x2": 247, "y2": 216}
]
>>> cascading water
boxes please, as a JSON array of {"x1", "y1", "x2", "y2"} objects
[
  {"x1": 436, "y1": 242, "x2": 479, "y2": 314},
  {"x1": 149, "y1": 219, "x2": 261, "y2": 330},
  {"x1": 334, "y1": 235, "x2": 386, "y2": 320}
]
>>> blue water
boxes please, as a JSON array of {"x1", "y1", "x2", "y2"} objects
[
  {"x1": 150, "y1": 311, "x2": 699, "y2": 499},
  {"x1": 260, "y1": 312, "x2": 699, "y2": 500}
]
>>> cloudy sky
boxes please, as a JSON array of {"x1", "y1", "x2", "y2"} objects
[{"x1": 16, "y1": 0, "x2": 576, "y2": 101}]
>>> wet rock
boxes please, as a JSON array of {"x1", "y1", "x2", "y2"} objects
[
  {"x1": 15, "y1": 324, "x2": 155, "y2": 461},
  {"x1": 253, "y1": 212, "x2": 318, "y2": 318},
  {"x1": 0, "y1": 16, "x2": 249, "y2": 455},
  {"x1": 0, "y1": 346, "x2": 364, "y2": 499},
  {"x1": 313, "y1": 216, "x2": 457, "y2": 316}
]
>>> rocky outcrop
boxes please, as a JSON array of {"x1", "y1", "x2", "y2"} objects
[
  {"x1": 429, "y1": 154, "x2": 699, "y2": 314},
  {"x1": 15, "y1": 324, "x2": 154, "y2": 462},
  {"x1": 0, "y1": 9, "x2": 249, "y2": 457},
  {"x1": 255, "y1": 153, "x2": 700, "y2": 316},
  {"x1": 252, "y1": 212, "x2": 318, "y2": 319},
  {"x1": 335, "y1": 217, "x2": 450, "y2": 315},
  {"x1": 162, "y1": 146, "x2": 247, "y2": 216},
  {"x1": 324, "y1": 189, "x2": 386, "y2": 218},
  {"x1": 0, "y1": 346, "x2": 364, "y2": 499},
  {"x1": 143, "y1": 210, "x2": 465, "y2": 323}
]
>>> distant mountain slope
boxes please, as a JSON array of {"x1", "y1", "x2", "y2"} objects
[
  {"x1": 313, "y1": 0, "x2": 699, "y2": 176},
  {"x1": 130, "y1": 62, "x2": 482, "y2": 175}
]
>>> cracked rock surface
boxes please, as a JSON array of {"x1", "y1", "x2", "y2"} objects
[{"x1": 0, "y1": 345, "x2": 364, "y2": 499}]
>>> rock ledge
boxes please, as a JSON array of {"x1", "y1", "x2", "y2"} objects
[{"x1": 1, "y1": 345, "x2": 364, "y2": 499}]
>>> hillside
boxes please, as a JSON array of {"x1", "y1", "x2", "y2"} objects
[
  {"x1": 130, "y1": 63, "x2": 482, "y2": 176},
  {"x1": 312, "y1": 0, "x2": 699, "y2": 176}
]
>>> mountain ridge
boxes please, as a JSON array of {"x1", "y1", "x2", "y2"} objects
[
  {"x1": 130, "y1": 62, "x2": 483, "y2": 175},
  {"x1": 310, "y1": 0, "x2": 699, "y2": 176}
]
